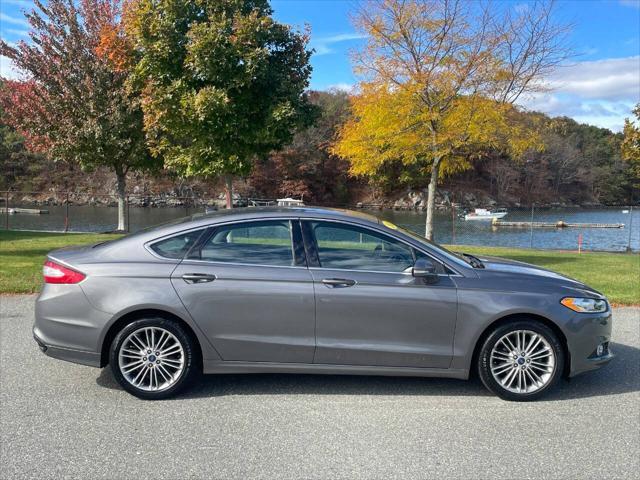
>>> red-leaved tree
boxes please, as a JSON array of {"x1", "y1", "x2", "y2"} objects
[{"x1": 0, "y1": 0, "x2": 157, "y2": 231}]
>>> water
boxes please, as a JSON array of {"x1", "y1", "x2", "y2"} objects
[
  {"x1": 375, "y1": 207, "x2": 640, "y2": 252},
  {"x1": 5, "y1": 204, "x2": 193, "y2": 233},
  {"x1": 4, "y1": 204, "x2": 639, "y2": 252}
]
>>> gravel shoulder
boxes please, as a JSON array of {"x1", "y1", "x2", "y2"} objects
[{"x1": 1, "y1": 295, "x2": 639, "y2": 479}]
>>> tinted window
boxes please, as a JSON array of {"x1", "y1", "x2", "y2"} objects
[
  {"x1": 310, "y1": 222, "x2": 415, "y2": 272},
  {"x1": 192, "y1": 220, "x2": 294, "y2": 266},
  {"x1": 149, "y1": 230, "x2": 203, "y2": 259}
]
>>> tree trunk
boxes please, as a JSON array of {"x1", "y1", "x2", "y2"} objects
[
  {"x1": 224, "y1": 175, "x2": 233, "y2": 209},
  {"x1": 424, "y1": 157, "x2": 442, "y2": 240},
  {"x1": 116, "y1": 170, "x2": 127, "y2": 232}
]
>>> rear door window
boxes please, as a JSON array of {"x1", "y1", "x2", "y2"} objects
[
  {"x1": 149, "y1": 230, "x2": 204, "y2": 259},
  {"x1": 190, "y1": 220, "x2": 295, "y2": 267}
]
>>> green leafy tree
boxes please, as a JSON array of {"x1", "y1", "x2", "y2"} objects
[
  {"x1": 0, "y1": 0, "x2": 156, "y2": 231},
  {"x1": 127, "y1": 0, "x2": 315, "y2": 207}
]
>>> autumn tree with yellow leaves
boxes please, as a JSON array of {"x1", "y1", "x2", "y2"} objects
[
  {"x1": 622, "y1": 104, "x2": 640, "y2": 179},
  {"x1": 334, "y1": 0, "x2": 572, "y2": 239}
]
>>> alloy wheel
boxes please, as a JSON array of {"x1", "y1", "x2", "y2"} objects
[
  {"x1": 489, "y1": 329, "x2": 556, "y2": 394},
  {"x1": 117, "y1": 326, "x2": 185, "y2": 392}
]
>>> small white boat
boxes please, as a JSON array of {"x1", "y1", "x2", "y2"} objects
[
  {"x1": 277, "y1": 197, "x2": 304, "y2": 207},
  {"x1": 464, "y1": 208, "x2": 508, "y2": 221},
  {"x1": 622, "y1": 210, "x2": 629, "y2": 214}
]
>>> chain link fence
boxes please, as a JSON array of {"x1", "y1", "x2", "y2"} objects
[
  {"x1": 1, "y1": 190, "x2": 638, "y2": 252},
  {"x1": 1, "y1": 190, "x2": 211, "y2": 233}
]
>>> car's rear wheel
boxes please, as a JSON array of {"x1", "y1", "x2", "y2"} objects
[
  {"x1": 109, "y1": 318, "x2": 199, "y2": 400},
  {"x1": 478, "y1": 320, "x2": 564, "y2": 401}
]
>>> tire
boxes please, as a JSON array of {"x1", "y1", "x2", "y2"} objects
[
  {"x1": 478, "y1": 320, "x2": 565, "y2": 401},
  {"x1": 109, "y1": 318, "x2": 200, "y2": 400}
]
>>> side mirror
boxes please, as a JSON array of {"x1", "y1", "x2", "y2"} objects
[{"x1": 412, "y1": 258, "x2": 439, "y2": 283}]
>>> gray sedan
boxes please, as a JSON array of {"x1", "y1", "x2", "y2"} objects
[{"x1": 34, "y1": 207, "x2": 613, "y2": 401}]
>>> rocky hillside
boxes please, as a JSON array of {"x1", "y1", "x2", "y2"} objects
[{"x1": 2, "y1": 91, "x2": 637, "y2": 209}]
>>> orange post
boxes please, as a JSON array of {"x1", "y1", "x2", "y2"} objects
[{"x1": 578, "y1": 233, "x2": 583, "y2": 254}]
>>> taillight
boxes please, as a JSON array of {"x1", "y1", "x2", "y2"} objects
[{"x1": 43, "y1": 260, "x2": 86, "y2": 284}]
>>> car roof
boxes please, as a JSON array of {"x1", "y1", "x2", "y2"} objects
[
  {"x1": 123, "y1": 206, "x2": 383, "y2": 243},
  {"x1": 188, "y1": 206, "x2": 382, "y2": 227},
  {"x1": 91, "y1": 205, "x2": 472, "y2": 274}
]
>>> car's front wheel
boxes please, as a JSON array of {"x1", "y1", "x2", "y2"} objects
[
  {"x1": 478, "y1": 320, "x2": 565, "y2": 401},
  {"x1": 109, "y1": 318, "x2": 199, "y2": 400}
]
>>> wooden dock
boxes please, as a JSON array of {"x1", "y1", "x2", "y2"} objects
[
  {"x1": 492, "y1": 220, "x2": 624, "y2": 229},
  {"x1": 355, "y1": 203, "x2": 384, "y2": 210},
  {"x1": 0, "y1": 207, "x2": 49, "y2": 215}
]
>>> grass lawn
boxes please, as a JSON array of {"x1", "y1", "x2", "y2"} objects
[
  {"x1": 454, "y1": 245, "x2": 639, "y2": 305},
  {"x1": 1, "y1": 230, "x2": 638, "y2": 304},
  {"x1": 0, "y1": 231, "x2": 122, "y2": 294}
]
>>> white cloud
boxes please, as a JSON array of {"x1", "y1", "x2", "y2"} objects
[
  {"x1": 310, "y1": 32, "x2": 367, "y2": 56},
  {"x1": 319, "y1": 33, "x2": 368, "y2": 43},
  {"x1": 544, "y1": 56, "x2": 640, "y2": 101},
  {"x1": 520, "y1": 56, "x2": 640, "y2": 132},
  {"x1": 326, "y1": 83, "x2": 355, "y2": 93},
  {"x1": 0, "y1": 54, "x2": 21, "y2": 80},
  {"x1": 0, "y1": 12, "x2": 30, "y2": 28},
  {"x1": 5, "y1": 28, "x2": 29, "y2": 37}
]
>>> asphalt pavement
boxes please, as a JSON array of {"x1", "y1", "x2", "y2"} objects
[{"x1": 1, "y1": 295, "x2": 639, "y2": 479}]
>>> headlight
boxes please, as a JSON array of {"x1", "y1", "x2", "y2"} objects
[{"x1": 560, "y1": 297, "x2": 608, "y2": 313}]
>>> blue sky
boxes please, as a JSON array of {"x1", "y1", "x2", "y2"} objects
[{"x1": 2, "y1": 0, "x2": 639, "y2": 131}]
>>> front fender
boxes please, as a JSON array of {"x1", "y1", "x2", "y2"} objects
[{"x1": 450, "y1": 284, "x2": 570, "y2": 372}]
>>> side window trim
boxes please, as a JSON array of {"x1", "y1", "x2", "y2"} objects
[
  {"x1": 291, "y1": 220, "x2": 307, "y2": 267},
  {"x1": 301, "y1": 220, "x2": 321, "y2": 268},
  {"x1": 301, "y1": 219, "x2": 450, "y2": 275},
  {"x1": 183, "y1": 226, "x2": 214, "y2": 260}
]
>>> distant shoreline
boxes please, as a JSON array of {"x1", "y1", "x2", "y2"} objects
[{"x1": 2, "y1": 196, "x2": 636, "y2": 211}]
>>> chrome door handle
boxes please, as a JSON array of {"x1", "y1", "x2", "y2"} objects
[
  {"x1": 321, "y1": 278, "x2": 356, "y2": 288},
  {"x1": 182, "y1": 273, "x2": 217, "y2": 284}
]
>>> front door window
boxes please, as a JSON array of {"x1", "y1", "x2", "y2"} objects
[{"x1": 309, "y1": 221, "x2": 417, "y2": 272}]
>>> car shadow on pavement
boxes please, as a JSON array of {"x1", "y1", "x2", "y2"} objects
[{"x1": 95, "y1": 341, "x2": 639, "y2": 401}]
